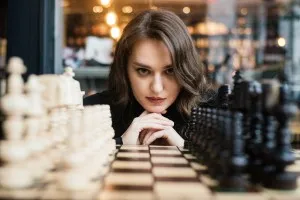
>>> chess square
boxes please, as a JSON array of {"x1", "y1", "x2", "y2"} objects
[
  {"x1": 149, "y1": 145, "x2": 178, "y2": 150},
  {"x1": 183, "y1": 153, "x2": 197, "y2": 160},
  {"x1": 150, "y1": 149, "x2": 181, "y2": 155},
  {"x1": 262, "y1": 186, "x2": 300, "y2": 200},
  {"x1": 200, "y1": 174, "x2": 218, "y2": 187},
  {"x1": 213, "y1": 193, "x2": 265, "y2": 200},
  {"x1": 190, "y1": 162, "x2": 208, "y2": 172},
  {"x1": 151, "y1": 157, "x2": 188, "y2": 164},
  {"x1": 154, "y1": 182, "x2": 211, "y2": 200},
  {"x1": 111, "y1": 161, "x2": 151, "y2": 170},
  {"x1": 104, "y1": 173, "x2": 153, "y2": 186},
  {"x1": 121, "y1": 145, "x2": 149, "y2": 151},
  {"x1": 286, "y1": 164, "x2": 300, "y2": 173},
  {"x1": 117, "y1": 152, "x2": 150, "y2": 158},
  {"x1": 98, "y1": 191, "x2": 155, "y2": 200},
  {"x1": 153, "y1": 167, "x2": 197, "y2": 178},
  {"x1": 178, "y1": 147, "x2": 190, "y2": 152},
  {"x1": 295, "y1": 153, "x2": 300, "y2": 160}
]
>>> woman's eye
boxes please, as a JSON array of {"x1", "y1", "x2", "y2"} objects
[
  {"x1": 137, "y1": 68, "x2": 150, "y2": 75},
  {"x1": 165, "y1": 68, "x2": 174, "y2": 75}
]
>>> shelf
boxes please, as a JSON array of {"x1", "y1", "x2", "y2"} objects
[{"x1": 73, "y1": 66, "x2": 110, "y2": 79}]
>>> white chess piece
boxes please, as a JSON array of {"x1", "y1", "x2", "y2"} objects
[
  {"x1": 62, "y1": 67, "x2": 82, "y2": 108},
  {"x1": 24, "y1": 75, "x2": 51, "y2": 180},
  {"x1": 0, "y1": 57, "x2": 33, "y2": 188},
  {"x1": 58, "y1": 110, "x2": 92, "y2": 190}
]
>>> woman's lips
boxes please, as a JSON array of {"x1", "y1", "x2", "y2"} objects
[{"x1": 146, "y1": 97, "x2": 166, "y2": 104}]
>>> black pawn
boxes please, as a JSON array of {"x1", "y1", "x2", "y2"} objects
[
  {"x1": 248, "y1": 81, "x2": 263, "y2": 183},
  {"x1": 218, "y1": 111, "x2": 248, "y2": 191},
  {"x1": 263, "y1": 82, "x2": 297, "y2": 190},
  {"x1": 261, "y1": 82, "x2": 277, "y2": 180}
]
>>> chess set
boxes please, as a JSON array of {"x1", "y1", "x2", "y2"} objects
[
  {"x1": 0, "y1": 57, "x2": 299, "y2": 200},
  {"x1": 1, "y1": 144, "x2": 298, "y2": 200}
]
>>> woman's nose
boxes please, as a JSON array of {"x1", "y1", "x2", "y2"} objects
[{"x1": 151, "y1": 75, "x2": 163, "y2": 94}]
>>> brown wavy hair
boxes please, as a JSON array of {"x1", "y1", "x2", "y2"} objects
[{"x1": 108, "y1": 9, "x2": 209, "y2": 117}]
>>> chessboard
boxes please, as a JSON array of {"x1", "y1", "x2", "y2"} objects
[{"x1": 0, "y1": 144, "x2": 299, "y2": 200}]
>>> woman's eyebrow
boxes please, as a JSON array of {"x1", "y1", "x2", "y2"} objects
[
  {"x1": 133, "y1": 62, "x2": 151, "y2": 69},
  {"x1": 133, "y1": 62, "x2": 172, "y2": 69},
  {"x1": 164, "y1": 65, "x2": 173, "y2": 69}
]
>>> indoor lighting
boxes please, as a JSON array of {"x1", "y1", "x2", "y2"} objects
[
  {"x1": 122, "y1": 6, "x2": 133, "y2": 14},
  {"x1": 62, "y1": 0, "x2": 70, "y2": 7},
  {"x1": 183, "y1": 7, "x2": 190, "y2": 14},
  {"x1": 241, "y1": 8, "x2": 248, "y2": 15},
  {"x1": 100, "y1": 0, "x2": 112, "y2": 8},
  {"x1": 110, "y1": 26, "x2": 121, "y2": 40},
  {"x1": 277, "y1": 37, "x2": 286, "y2": 47},
  {"x1": 105, "y1": 11, "x2": 117, "y2": 26},
  {"x1": 93, "y1": 6, "x2": 103, "y2": 13}
]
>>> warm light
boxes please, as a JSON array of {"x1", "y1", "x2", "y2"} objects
[
  {"x1": 195, "y1": 20, "x2": 229, "y2": 35},
  {"x1": 93, "y1": 6, "x2": 103, "y2": 13},
  {"x1": 61, "y1": 0, "x2": 70, "y2": 7},
  {"x1": 244, "y1": 28, "x2": 252, "y2": 35},
  {"x1": 122, "y1": 6, "x2": 133, "y2": 14},
  {"x1": 183, "y1": 7, "x2": 190, "y2": 14},
  {"x1": 151, "y1": 6, "x2": 158, "y2": 10},
  {"x1": 208, "y1": 64, "x2": 215, "y2": 72},
  {"x1": 110, "y1": 26, "x2": 121, "y2": 40},
  {"x1": 105, "y1": 11, "x2": 117, "y2": 26},
  {"x1": 187, "y1": 26, "x2": 194, "y2": 34},
  {"x1": 241, "y1": 8, "x2": 248, "y2": 15},
  {"x1": 100, "y1": 0, "x2": 111, "y2": 8},
  {"x1": 277, "y1": 37, "x2": 286, "y2": 47}
]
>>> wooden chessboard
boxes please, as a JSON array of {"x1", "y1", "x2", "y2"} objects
[{"x1": 0, "y1": 145, "x2": 300, "y2": 200}]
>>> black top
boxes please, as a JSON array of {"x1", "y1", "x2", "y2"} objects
[{"x1": 83, "y1": 90, "x2": 189, "y2": 144}]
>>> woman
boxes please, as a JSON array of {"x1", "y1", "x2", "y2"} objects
[{"x1": 84, "y1": 9, "x2": 215, "y2": 146}]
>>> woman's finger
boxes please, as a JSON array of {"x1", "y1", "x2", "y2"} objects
[
  {"x1": 142, "y1": 113, "x2": 173, "y2": 123},
  {"x1": 142, "y1": 129, "x2": 156, "y2": 145},
  {"x1": 141, "y1": 118, "x2": 174, "y2": 127},
  {"x1": 140, "y1": 110, "x2": 149, "y2": 117},
  {"x1": 145, "y1": 130, "x2": 166, "y2": 145},
  {"x1": 139, "y1": 123, "x2": 170, "y2": 131},
  {"x1": 139, "y1": 129, "x2": 148, "y2": 144}
]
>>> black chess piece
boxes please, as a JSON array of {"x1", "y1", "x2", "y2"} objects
[
  {"x1": 183, "y1": 107, "x2": 197, "y2": 149},
  {"x1": 218, "y1": 111, "x2": 248, "y2": 191},
  {"x1": 247, "y1": 81, "x2": 263, "y2": 183},
  {"x1": 217, "y1": 84, "x2": 231, "y2": 109},
  {"x1": 208, "y1": 108, "x2": 225, "y2": 179},
  {"x1": 263, "y1": 78, "x2": 297, "y2": 190},
  {"x1": 229, "y1": 70, "x2": 244, "y2": 110},
  {"x1": 261, "y1": 81, "x2": 277, "y2": 183}
]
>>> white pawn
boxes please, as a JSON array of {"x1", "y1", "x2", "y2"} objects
[
  {"x1": 24, "y1": 75, "x2": 50, "y2": 180},
  {"x1": 58, "y1": 110, "x2": 91, "y2": 191},
  {"x1": 0, "y1": 57, "x2": 33, "y2": 189},
  {"x1": 62, "y1": 67, "x2": 82, "y2": 108}
]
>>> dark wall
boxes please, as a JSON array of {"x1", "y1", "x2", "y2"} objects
[
  {"x1": 0, "y1": 1, "x2": 7, "y2": 38},
  {"x1": 7, "y1": 0, "x2": 55, "y2": 76}
]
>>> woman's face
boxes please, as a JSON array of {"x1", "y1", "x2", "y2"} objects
[{"x1": 127, "y1": 38, "x2": 181, "y2": 114}]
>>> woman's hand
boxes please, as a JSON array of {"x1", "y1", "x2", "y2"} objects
[
  {"x1": 142, "y1": 127, "x2": 184, "y2": 147},
  {"x1": 121, "y1": 111, "x2": 174, "y2": 145}
]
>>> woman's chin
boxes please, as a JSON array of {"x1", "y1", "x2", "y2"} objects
[{"x1": 145, "y1": 106, "x2": 167, "y2": 114}]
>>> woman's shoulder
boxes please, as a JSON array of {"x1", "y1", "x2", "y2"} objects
[{"x1": 83, "y1": 90, "x2": 113, "y2": 106}]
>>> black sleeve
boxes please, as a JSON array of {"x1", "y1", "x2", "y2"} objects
[
  {"x1": 83, "y1": 90, "x2": 112, "y2": 106},
  {"x1": 114, "y1": 137, "x2": 123, "y2": 145}
]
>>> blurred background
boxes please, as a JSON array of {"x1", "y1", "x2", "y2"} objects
[{"x1": 1, "y1": 0, "x2": 300, "y2": 100}]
